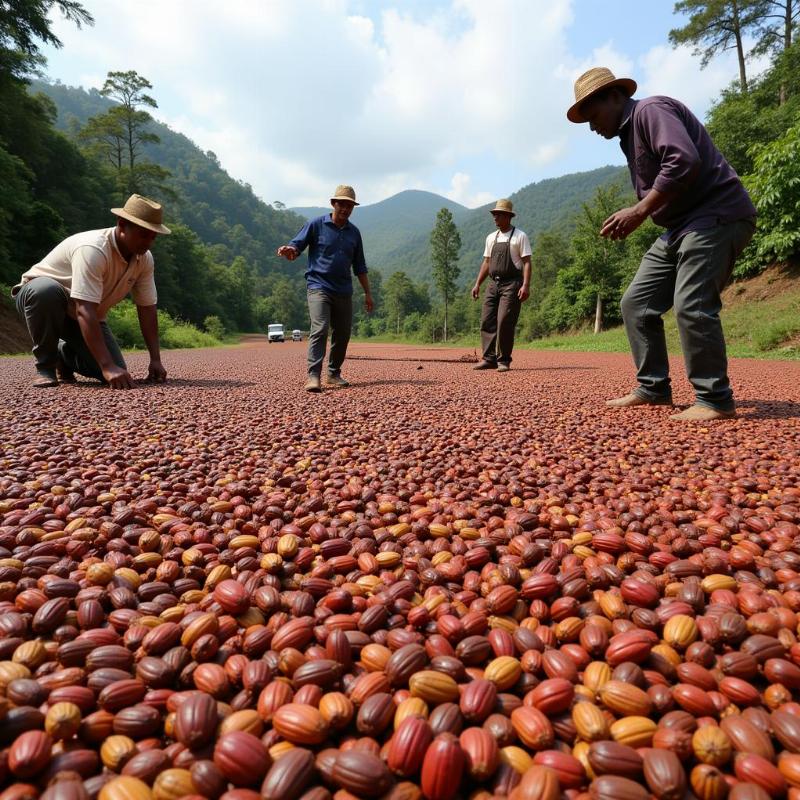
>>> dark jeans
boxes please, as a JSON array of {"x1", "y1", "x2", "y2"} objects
[
  {"x1": 306, "y1": 288, "x2": 352, "y2": 377},
  {"x1": 15, "y1": 276, "x2": 126, "y2": 380},
  {"x1": 480, "y1": 278, "x2": 522, "y2": 364},
  {"x1": 620, "y1": 219, "x2": 755, "y2": 411}
]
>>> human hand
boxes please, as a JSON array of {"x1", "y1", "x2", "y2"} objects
[
  {"x1": 518, "y1": 284, "x2": 530, "y2": 302},
  {"x1": 103, "y1": 364, "x2": 135, "y2": 390},
  {"x1": 365, "y1": 293, "x2": 374, "y2": 313},
  {"x1": 146, "y1": 360, "x2": 167, "y2": 383},
  {"x1": 471, "y1": 284, "x2": 480, "y2": 300},
  {"x1": 277, "y1": 245, "x2": 299, "y2": 261},
  {"x1": 600, "y1": 207, "x2": 646, "y2": 240}
]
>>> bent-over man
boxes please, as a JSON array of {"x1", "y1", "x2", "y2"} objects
[
  {"x1": 471, "y1": 199, "x2": 531, "y2": 372},
  {"x1": 568, "y1": 67, "x2": 756, "y2": 420},
  {"x1": 277, "y1": 185, "x2": 373, "y2": 393},
  {"x1": 13, "y1": 194, "x2": 171, "y2": 389}
]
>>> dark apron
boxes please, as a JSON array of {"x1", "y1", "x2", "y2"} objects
[{"x1": 489, "y1": 227, "x2": 522, "y2": 282}]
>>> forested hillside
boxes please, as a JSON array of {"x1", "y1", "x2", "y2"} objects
[
  {"x1": 32, "y1": 79, "x2": 306, "y2": 278},
  {"x1": 293, "y1": 166, "x2": 626, "y2": 283}
]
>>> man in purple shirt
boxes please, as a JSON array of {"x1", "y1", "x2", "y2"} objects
[{"x1": 568, "y1": 68, "x2": 756, "y2": 421}]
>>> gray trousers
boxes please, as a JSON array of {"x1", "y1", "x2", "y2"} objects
[
  {"x1": 306, "y1": 288, "x2": 352, "y2": 377},
  {"x1": 15, "y1": 276, "x2": 126, "y2": 380},
  {"x1": 621, "y1": 219, "x2": 755, "y2": 411},
  {"x1": 480, "y1": 279, "x2": 522, "y2": 364}
]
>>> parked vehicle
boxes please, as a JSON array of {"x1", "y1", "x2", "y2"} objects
[
  {"x1": 267, "y1": 323, "x2": 285, "y2": 342},
  {"x1": 292, "y1": 330, "x2": 302, "y2": 341}
]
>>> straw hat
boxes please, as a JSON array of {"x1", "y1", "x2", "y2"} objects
[
  {"x1": 567, "y1": 67, "x2": 637, "y2": 123},
  {"x1": 111, "y1": 194, "x2": 171, "y2": 235},
  {"x1": 490, "y1": 199, "x2": 515, "y2": 218},
  {"x1": 330, "y1": 185, "x2": 359, "y2": 205}
]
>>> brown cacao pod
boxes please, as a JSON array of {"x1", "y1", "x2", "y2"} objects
[
  {"x1": 460, "y1": 727, "x2": 499, "y2": 781},
  {"x1": 420, "y1": 733, "x2": 465, "y2": 800},
  {"x1": 8, "y1": 730, "x2": 53, "y2": 779},
  {"x1": 272, "y1": 703, "x2": 329, "y2": 745},
  {"x1": 213, "y1": 731, "x2": 270, "y2": 786},
  {"x1": 174, "y1": 692, "x2": 218, "y2": 750},
  {"x1": 331, "y1": 750, "x2": 393, "y2": 798},
  {"x1": 642, "y1": 748, "x2": 686, "y2": 800},
  {"x1": 387, "y1": 716, "x2": 433, "y2": 777}
]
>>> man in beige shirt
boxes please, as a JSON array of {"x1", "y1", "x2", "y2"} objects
[{"x1": 13, "y1": 194, "x2": 171, "y2": 388}]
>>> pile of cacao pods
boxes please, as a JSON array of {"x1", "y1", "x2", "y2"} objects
[{"x1": 1, "y1": 348, "x2": 800, "y2": 800}]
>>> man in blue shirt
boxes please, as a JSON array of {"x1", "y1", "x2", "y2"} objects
[{"x1": 277, "y1": 185, "x2": 374, "y2": 392}]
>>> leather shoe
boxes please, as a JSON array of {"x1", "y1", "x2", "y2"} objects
[
  {"x1": 304, "y1": 374, "x2": 321, "y2": 393},
  {"x1": 670, "y1": 404, "x2": 736, "y2": 421},
  {"x1": 606, "y1": 393, "x2": 672, "y2": 408},
  {"x1": 56, "y1": 359, "x2": 76, "y2": 384},
  {"x1": 473, "y1": 361, "x2": 497, "y2": 370},
  {"x1": 326, "y1": 374, "x2": 350, "y2": 388},
  {"x1": 497, "y1": 363, "x2": 510, "y2": 372},
  {"x1": 32, "y1": 368, "x2": 59, "y2": 388}
]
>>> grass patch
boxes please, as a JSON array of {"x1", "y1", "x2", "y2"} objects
[{"x1": 106, "y1": 300, "x2": 222, "y2": 350}]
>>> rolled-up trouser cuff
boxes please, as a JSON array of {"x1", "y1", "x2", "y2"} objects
[{"x1": 633, "y1": 387, "x2": 672, "y2": 403}]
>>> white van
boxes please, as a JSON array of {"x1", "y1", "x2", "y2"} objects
[{"x1": 267, "y1": 323, "x2": 285, "y2": 342}]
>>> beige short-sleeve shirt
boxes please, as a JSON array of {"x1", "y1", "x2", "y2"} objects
[{"x1": 16, "y1": 227, "x2": 157, "y2": 320}]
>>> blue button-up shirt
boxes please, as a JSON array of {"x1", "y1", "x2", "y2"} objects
[{"x1": 289, "y1": 214, "x2": 368, "y2": 295}]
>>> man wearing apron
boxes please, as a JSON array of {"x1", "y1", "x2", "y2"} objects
[{"x1": 471, "y1": 199, "x2": 532, "y2": 372}]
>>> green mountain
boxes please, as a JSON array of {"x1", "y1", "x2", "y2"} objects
[
  {"x1": 452, "y1": 166, "x2": 628, "y2": 281},
  {"x1": 30, "y1": 79, "x2": 307, "y2": 278},
  {"x1": 292, "y1": 166, "x2": 627, "y2": 284},
  {"x1": 292, "y1": 190, "x2": 469, "y2": 280}
]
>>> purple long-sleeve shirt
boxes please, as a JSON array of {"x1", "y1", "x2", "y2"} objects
[{"x1": 618, "y1": 96, "x2": 755, "y2": 242}]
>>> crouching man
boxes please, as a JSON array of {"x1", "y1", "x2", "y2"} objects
[{"x1": 12, "y1": 194, "x2": 171, "y2": 389}]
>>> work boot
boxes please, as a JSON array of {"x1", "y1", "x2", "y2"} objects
[
  {"x1": 606, "y1": 392, "x2": 672, "y2": 408},
  {"x1": 305, "y1": 374, "x2": 322, "y2": 393},
  {"x1": 326, "y1": 374, "x2": 350, "y2": 388},
  {"x1": 473, "y1": 361, "x2": 497, "y2": 370},
  {"x1": 32, "y1": 367, "x2": 59, "y2": 388},
  {"x1": 497, "y1": 363, "x2": 510, "y2": 372},
  {"x1": 670, "y1": 404, "x2": 736, "y2": 421}
]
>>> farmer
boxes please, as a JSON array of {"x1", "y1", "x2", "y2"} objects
[
  {"x1": 13, "y1": 194, "x2": 171, "y2": 389},
  {"x1": 568, "y1": 67, "x2": 756, "y2": 420},
  {"x1": 276, "y1": 184, "x2": 373, "y2": 392},
  {"x1": 471, "y1": 199, "x2": 532, "y2": 372}
]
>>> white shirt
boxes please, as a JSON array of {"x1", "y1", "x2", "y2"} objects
[
  {"x1": 17, "y1": 227, "x2": 157, "y2": 320},
  {"x1": 483, "y1": 228, "x2": 532, "y2": 270}
]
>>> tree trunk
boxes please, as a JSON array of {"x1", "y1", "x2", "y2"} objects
[
  {"x1": 779, "y1": 0, "x2": 792, "y2": 104},
  {"x1": 594, "y1": 293, "x2": 603, "y2": 335},
  {"x1": 443, "y1": 297, "x2": 448, "y2": 342},
  {"x1": 732, "y1": 2, "x2": 748, "y2": 92}
]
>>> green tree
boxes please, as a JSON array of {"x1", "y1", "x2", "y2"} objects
[
  {"x1": 383, "y1": 270, "x2": 416, "y2": 333},
  {"x1": 81, "y1": 70, "x2": 170, "y2": 196},
  {"x1": 571, "y1": 184, "x2": 633, "y2": 333},
  {"x1": 752, "y1": 0, "x2": 799, "y2": 55},
  {"x1": 670, "y1": 0, "x2": 768, "y2": 91},
  {"x1": 742, "y1": 122, "x2": 800, "y2": 268},
  {"x1": 429, "y1": 208, "x2": 461, "y2": 341},
  {"x1": 0, "y1": 0, "x2": 92, "y2": 81}
]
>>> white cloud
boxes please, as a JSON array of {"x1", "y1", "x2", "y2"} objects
[
  {"x1": 442, "y1": 173, "x2": 494, "y2": 207},
  {"x1": 638, "y1": 42, "x2": 772, "y2": 120},
  {"x1": 43, "y1": 0, "x2": 758, "y2": 207}
]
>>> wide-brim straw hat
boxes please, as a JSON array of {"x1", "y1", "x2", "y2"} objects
[
  {"x1": 330, "y1": 185, "x2": 359, "y2": 205},
  {"x1": 490, "y1": 199, "x2": 515, "y2": 218},
  {"x1": 567, "y1": 67, "x2": 637, "y2": 123},
  {"x1": 111, "y1": 194, "x2": 171, "y2": 235}
]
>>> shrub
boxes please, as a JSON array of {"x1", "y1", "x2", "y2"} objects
[{"x1": 107, "y1": 300, "x2": 221, "y2": 349}]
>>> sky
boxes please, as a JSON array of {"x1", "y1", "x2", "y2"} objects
[{"x1": 41, "y1": 0, "x2": 759, "y2": 209}]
